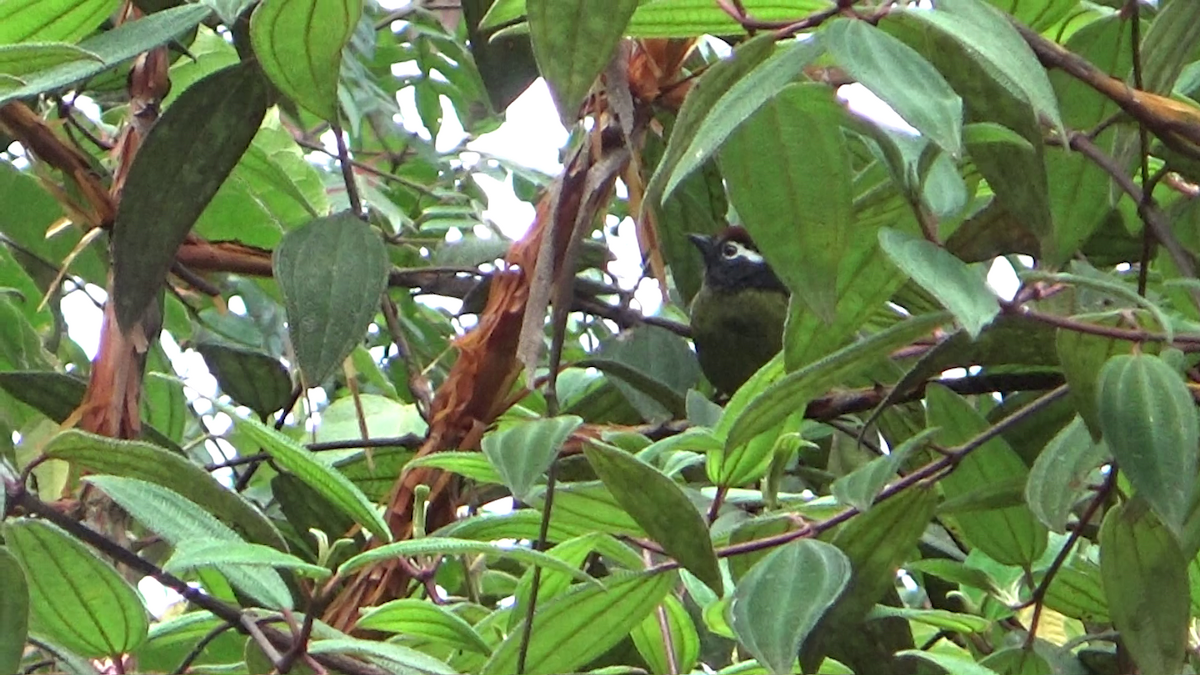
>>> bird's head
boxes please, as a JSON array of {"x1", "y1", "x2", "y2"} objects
[{"x1": 687, "y1": 226, "x2": 788, "y2": 295}]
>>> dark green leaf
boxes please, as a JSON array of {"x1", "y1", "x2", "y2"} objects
[
  {"x1": 1097, "y1": 353, "x2": 1198, "y2": 534},
  {"x1": 926, "y1": 385, "x2": 1047, "y2": 565},
  {"x1": 1100, "y1": 501, "x2": 1188, "y2": 675},
  {"x1": 113, "y1": 60, "x2": 269, "y2": 330},
  {"x1": 831, "y1": 427, "x2": 937, "y2": 512},
  {"x1": 584, "y1": 440, "x2": 722, "y2": 594},
  {"x1": 195, "y1": 341, "x2": 293, "y2": 419},
  {"x1": 274, "y1": 211, "x2": 389, "y2": 385}
]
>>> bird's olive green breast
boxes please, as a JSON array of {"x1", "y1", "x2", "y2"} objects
[{"x1": 689, "y1": 285, "x2": 788, "y2": 395}]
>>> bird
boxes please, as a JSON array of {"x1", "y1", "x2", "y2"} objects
[{"x1": 688, "y1": 226, "x2": 789, "y2": 395}]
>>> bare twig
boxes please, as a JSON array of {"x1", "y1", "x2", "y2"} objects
[{"x1": 516, "y1": 464, "x2": 558, "y2": 675}]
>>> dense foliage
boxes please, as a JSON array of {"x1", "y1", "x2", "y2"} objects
[{"x1": 3, "y1": 0, "x2": 1200, "y2": 673}]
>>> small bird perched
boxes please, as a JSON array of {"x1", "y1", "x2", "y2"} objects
[{"x1": 688, "y1": 227, "x2": 789, "y2": 395}]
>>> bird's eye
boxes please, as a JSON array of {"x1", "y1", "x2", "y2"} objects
[{"x1": 721, "y1": 243, "x2": 739, "y2": 258}]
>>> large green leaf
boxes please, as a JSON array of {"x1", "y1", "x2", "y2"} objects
[
  {"x1": 222, "y1": 403, "x2": 391, "y2": 542},
  {"x1": 627, "y1": 0, "x2": 832, "y2": 36},
  {"x1": 163, "y1": 539, "x2": 331, "y2": 580},
  {"x1": 824, "y1": 19, "x2": 962, "y2": 157},
  {"x1": 730, "y1": 540, "x2": 851, "y2": 675},
  {"x1": 249, "y1": 0, "x2": 362, "y2": 121},
  {"x1": 584, "y1": 440, "x2": 722, "y2": 594},
  {"x1": 338, "y1": 537, "x2": 598, "y2": 584},
  {"x1": 0, "y1": 0, "x2": 119, "y2": 43},
  {"x1": 357, "y1": 599, "x2": 492, "y2": 654},
  {"x1": 482, "y1": 415, "x2": 582, "y2": 502},
  {"x1": 1097, "y1": 353, "x2": 1199, "y2": 534},
  {"x1": 926, "y1": 385, "x2": 1048, "y2": 566},
  {"x1": 1100, "y1": 501, "x2": 1189, "y2": 675},
  {"x1": 526, "y1": 0, "x2": 638, "y2": 123},
  {"x1": 0, "y1": 547, "x2": 28, "y2": 675},
  {"x1": 274, "y1": 211, "x2": 390, "y2": 386},
  {"x1": 43, "y1": 429, "x2": 286, "y2": 550},
  {"x1": 720, "y1": 83, "x2": 854, "y2": 322},
  {"x1": 481, "y1": 571, "x2": 676, "y2": 675},
  {"x1": 112, "y1": 60, "x2": 269, "y2": 330},
  {"x1": 724, "y1": 311, "x2": 950, "y2": 449},
  {"x1": 630, "y1": 592, "x2": 700, "y2": 675},
  {"x1": 878, "y1": 228, "x2": 998, "y2": 337},
  {"x1": 5, "y1": 519, "x2": 148, "y2": 658},
  {"x1": 84, "y1": 476, "x2": 294, "y2": 609},
  {"x1": 657, "y1": 37, "x2": 824, "y2": 203},
  {"x1": 0, "y1": 5, "x2": 213, "y2": 106}
]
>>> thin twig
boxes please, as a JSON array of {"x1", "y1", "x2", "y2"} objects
[
  {"x1": 171, "y1": 620, "x2": 235, "y2": 674},
  {"x1": 331, "y1": 123, "x2": 364, "y2": 217},
  {"x1": 651, "y1": 386, "x2": 1070, "y2": 570},
  {"x1": 295, "y1": 135, "x2": 438, "y2": 197},
  {"x1": 208, "y1": 433, "x2": 425, "y2": 471},
  {"x1": 517, "y1": 464, "x2": 558, "y2": 675},
  {"x1": 381, "y1": 293, "x2": 434, "y2": 419},
  {"x1": 1021, "y1": 471, "x2": 1114, "y2": 648}
]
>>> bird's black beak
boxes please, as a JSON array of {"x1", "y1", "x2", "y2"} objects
[{"x1": 687, "y1": 233, "x2": 714, "y2": 257}]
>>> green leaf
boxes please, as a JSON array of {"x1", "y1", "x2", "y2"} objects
[
  {"x1": 221, "y1": 404, "x2": 391, "y2": 542},
  {"x1": 823, "y1": 19, "x2": 962, "y2": 157},
  {"x1": 83, "y1": 476, "x2": 294, "y2": 609},
  {"x1": 249, "y1": 0, "x2": 362, "y2": 121},
  {"x1": 526, "y1": 0, "x2": 638, "y2": 123},
  {"x1": 645, "y1": 32, "x2": 775, "y2": 208},
  {"x1": 1100, "y1": 500, "x2": 1189, "y2": 675},
  {"x1": 0, "y1": 5, "x2": 212, "y2": 106},
  {"x1": 801, "y1": 487, "x2": 938, "y2": 673},
  {"x1": 627, "y1": 0, "x2": 833, "y2": 37},
  {"x1": 898, "y1": 650, "x2": 1002, "y2": 675},
  {"x1": 164, "y1": 539, "x2": 332, "y2": 580},
  {"x1": 926, "y1": 384, "x2": 1048, "y2": 566},
  {"x1": 591, "y1": 324, "x2": 701, "y2": 422},
  {"x1": 1056, "y1": 312, "x2": 1133, "y2": 439},
  {"x1": 0, "y1": 548, "x2": 29, "y2": 675},
  {"x1": 481, "y1": 571, "x2": 676, "y2": 675},
  {"x1": 894, "y1": 0, "x2": 1062, "y2": 132},
  {"x1": 725, "y1": 311, "x2": 950, "y2": 449},
  {"x1": 42, "y1": 429, "x2": 287, "y2": 550},
  {"x1": 357, "y1": 599, "x2": 492, "y2": 654},
  {"x1": 730, "y1": 540, "x2": 851, "y2": 675},
  {"x1": 1024, "y1": 416, "x2": 1110, "y2": 533},
  {"x1": 866, "y1": 605, "x2": 990, "y2": 633},
  {"x1": 274, "y1": 211, "x2": 390, "y2": 385},
  {"x1": 584, "y1": 440, "x2": 722, "y2": 594},
  {"x1": 878, "y1": 228, "x2": 999, "y2": 338},
  {"x1": 0, "y1": 43, "x2": 101, "y2": 78},
  {"x1": 308, "y1": 637, "x2": 457, "y2": 675},
  {"x1": 338, "y1": 537, "x2": 598, "y2": 584},
  {"x1": 0, "y1": 0, "x2": 119, "y2": 43},
  {"x1": 630, "y1": 593, "x2": 700, "y2": 675},
  {"x1": 112, "y1": 60, "x2": 269, "y2": 330},
  {"x1": 720, "y1": 83, "x2": 853, "y2": 322},
  {"x1": 830, "y1": 427, "x2": 937, "y2": 512},
  {"x1": 657, "y1": 37, "x2": 824, "y2": 202},
  {"x1": 1042, "y1": 561, "x2": 1108, "y2": 623},
  {"x1": 195, "y1": 341, "x2": 293, "y2": 419},
  {"x1": 482, "y1": 415, "x2": 582, "y2": 502},
  {"x1": 1097, "y1": 353, "x2": 1198, "y2": 534},
  {"x1": 406, "y1": 452, "x2": 502, "y2": 484},
  {"x1": 5, "y1": 519, "x2": 148, "y2": 658}
]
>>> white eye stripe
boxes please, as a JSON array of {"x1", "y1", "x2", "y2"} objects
[{"x1": 721, "y1": 241, "x2": 764, "y2": 264}]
